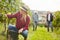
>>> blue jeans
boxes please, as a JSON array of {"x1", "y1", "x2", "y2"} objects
[
  {"x1": 47, "y1": 22, "x2": 53, "y2": 32},
  {"x1": 8, "y1": 24, "x2": 28, "y2": 38},
  {"x1": 33, "y1": 21, "x2": 38, "y2": 31}
]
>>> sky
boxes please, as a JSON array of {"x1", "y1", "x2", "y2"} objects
[{"x1": 22, "y1": 0, "x2": 60, "y2": 12}]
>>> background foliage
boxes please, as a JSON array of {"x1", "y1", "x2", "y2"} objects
[{"x1": 52, "y1": 11, "x2": 60, "y2": 27}]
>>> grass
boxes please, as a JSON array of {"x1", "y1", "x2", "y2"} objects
[{"x1": 0, "y1": 23, "x2": 60, "y2": 40}]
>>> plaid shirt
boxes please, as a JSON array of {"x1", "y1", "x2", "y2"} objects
[{"x1": 7, "y1": 11, "x2": 30, "y2": 30}]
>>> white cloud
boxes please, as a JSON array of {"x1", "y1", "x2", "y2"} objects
[{"x1": 22, "y1": 0, "x2": 60, "y2": 12}]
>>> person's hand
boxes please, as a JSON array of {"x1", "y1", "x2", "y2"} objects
[
  {"x1": 8, "y1": 12, "x2": 11, "y2": 15},
  {"x1": 4, "y1": 14, "x2": 7, "y2": 17},
  {"x1": 18, "y1": 28, "x2": 23, "y2": 33}
]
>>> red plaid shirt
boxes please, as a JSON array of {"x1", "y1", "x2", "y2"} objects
[{"x1": 7, "y1": 11, "x2": 30, "y2": 30}]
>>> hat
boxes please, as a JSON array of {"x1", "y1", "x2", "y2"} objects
[{"x1": 20, "y1": 5, "x2": 28, "y2": 11}]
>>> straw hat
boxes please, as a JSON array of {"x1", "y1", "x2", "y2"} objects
[{"x1": 20, "y1": 5, "x2": 29, "y2": 11}]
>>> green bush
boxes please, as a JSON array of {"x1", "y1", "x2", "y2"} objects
[
  {"x1": 52, "y1": 11, "x2": 60, "y2": 27},
  {"x1": 52, "y1": 11, "x2": 60, "y2": 35}
]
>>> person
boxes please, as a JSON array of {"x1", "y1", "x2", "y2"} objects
[
  {"x1": 32, "y1": 12, "x2": 38, "y2": 31},
  {"x1": 6, "y1": 5, "x2": 30, "y2": 40},
  {"x1": 46, "y1": 11, "x2": 53, "y2": 32}
]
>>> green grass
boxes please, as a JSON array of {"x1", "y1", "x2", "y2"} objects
[{"x1": 0, "y1": 23, "x2": 60, "y2": 40}]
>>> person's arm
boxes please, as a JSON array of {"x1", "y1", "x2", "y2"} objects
[
  {"x1": 46, "y1": 14, "x2": 48, "y2": 21},
  {"x1": 7, "y1": 13, "x2": 17, "y2": 18},
  {"x1": 37, "y1": 14, "x2": 38, "y2": 21},
  {"x1": 51, "y1": 13, "x2": 53, "y2": 21},
  {"x1": 7, "y1": 12, "x2": 20, "y2": 18},
  {"x1": 23, "y1": 15, "x2": 30, "y2": 30}
]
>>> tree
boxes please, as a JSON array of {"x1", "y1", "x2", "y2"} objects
[
  {"x1": 0, "y1": 0, "x2": 22, "y2": 33},
  {"x1": 52, "y1": 11, "x2": 60, "y2": 35},
  {"x1": 0, "y1": 0, "x2": 22, "y2": 14},
  {"x1": 52, "y1": 11, "x2": 60, "y2": 28}
]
